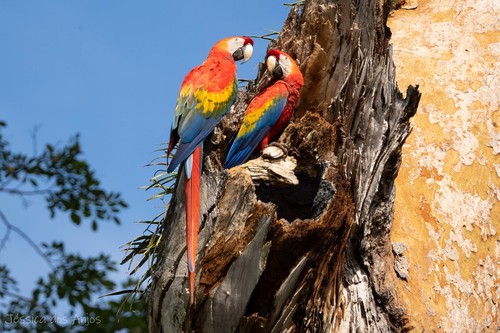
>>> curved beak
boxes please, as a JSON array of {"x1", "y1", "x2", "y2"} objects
[
  {"x1": 233, "y1": 43, "x2": 253, "y2": 63},
  {"x1": 266, "y1": 55, "x2": 283, "y2": 79},
  {"x1": 242, "y1": 43, "x2": 253, "y2": 63}
]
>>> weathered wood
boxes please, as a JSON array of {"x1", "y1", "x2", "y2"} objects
[
  {"x1": 147, "y1": 0, "x2": 421, "y2": 331},
  {"x1": 234, "y1": 145, "x2": 299, "y2": 186}
]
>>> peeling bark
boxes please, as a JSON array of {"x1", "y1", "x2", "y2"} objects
[{"x1": 148, "y1": 0, "x2": 421, "y2": 332}]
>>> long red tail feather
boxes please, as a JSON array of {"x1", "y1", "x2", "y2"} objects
[{"x1": 184, "y1": 146, "x2": 201, "y2": 305}]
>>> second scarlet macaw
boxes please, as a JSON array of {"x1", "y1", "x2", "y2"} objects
[
  {"x1": 167, "y1": 36, "x2": 253, "y2": 304},
  {"x1": 224, "y1": 49, "x2": 304, "y2": 168}
]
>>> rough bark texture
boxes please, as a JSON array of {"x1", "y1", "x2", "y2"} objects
[{"x1": 148, "y1": 0, "x2": 421, "y2": 332}]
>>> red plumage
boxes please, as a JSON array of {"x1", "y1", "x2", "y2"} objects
[
  {"x1": 225, "y1": 50, "x2": 303, "y2": 169},
  {"x1": 167, "y1": 36, "x2": 253, "y2": 304}
]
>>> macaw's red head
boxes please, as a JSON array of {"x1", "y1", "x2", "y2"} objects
[
  {"x1": 265, "y1": 49, "x2": 304, "y2": 89},
  {"x1": 213, "y1": 36, "x2": 254, "y2": 63}
]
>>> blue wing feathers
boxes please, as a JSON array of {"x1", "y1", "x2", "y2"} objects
[
  {"x1": 167, "y1": 112, "x2": 223, "y2": 173},
  {"x1": 168, "y1": 79, "x2": 237, "y2": 172},
  {"x1": 224, "y1": 96, "x2": 287, "y2": 169},
  {"x1": 225, "y1": 127, "x2": 270, "y2": 169}
]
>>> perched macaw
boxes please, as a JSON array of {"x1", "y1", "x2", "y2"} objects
[
  {"x1": 224, "y1": 49, "x2": 304, "y2": 169},
  {"x1": 167, "y1": 36, "x2": 253, "y2": 304}
]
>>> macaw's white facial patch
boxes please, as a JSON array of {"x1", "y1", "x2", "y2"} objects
[
  {"x1": 227, "y1": 37, "x2": 245, "y2": 54},
  {"x1": 278, "y1": 54, "x2": 292, "y2": 78}
]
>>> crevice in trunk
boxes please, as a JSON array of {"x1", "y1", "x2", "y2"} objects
[{"x1": 255, "y1": 172, "x2": 320, "y2": 222}]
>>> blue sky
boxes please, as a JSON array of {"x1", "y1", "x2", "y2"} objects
[{"x1": 0, "y1": 0, "x2": 289, "y2": 303}]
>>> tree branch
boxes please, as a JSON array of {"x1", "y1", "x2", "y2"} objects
[
  {"x1": 0, "y1": 188, "x2": 52, "y2": 196},
  {"x1": 247, "y1": 32, "x2": 280, "y2": 41},
  {"x1": 0, "y1": 209, "x2": 54, "y2": 269},
  {"x1": 0, "y1": 226, "x2": 11, "y2": 254},
  {"x1": 0, "y1": 287, "x2": 31, "y2": 303}
]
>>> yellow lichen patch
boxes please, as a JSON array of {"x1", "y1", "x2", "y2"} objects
[
  {"x1": 431, "y1": 9, "x2": 455, "y2": 22},
  {"x1": 424, "y1": 91, "x2": 456, "y2": 116},
  {"x1": 441, "y1": 149, "x2": 460, "y2": 173},
  {"x1": 473, "y1": 31, "x2": 500, "y2": 49},
  {"x1": 450, "y1": 164, "x2": 494, "y2": 200},
  {"x1": 492, "y1": 110, "x2": 500, "y2": 128},
  {"x1": 410, "y1": 57, "x2": 440, "y2": 81},
  {"x1": 389, "y1": 0, "x2": 499, "y2": 330},
  {"x1": 453, "y1": 75, "x2": 484, "y2": 92},
  {"x1": 490, "y1": 199, "x2": 500, "y2": 224}
]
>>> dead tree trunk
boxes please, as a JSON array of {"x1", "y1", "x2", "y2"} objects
[{"x1": 148, "y1": 0, "x2": 421, "y2": 332}]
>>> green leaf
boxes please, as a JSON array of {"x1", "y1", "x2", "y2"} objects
[
  {"x1": 70, "y1": 212, "x2": 81, "y2": 225},
  {"x1": 99, "y1": 289, "x2": 137, "y2": 298}
]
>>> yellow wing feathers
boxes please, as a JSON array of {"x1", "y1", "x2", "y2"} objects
[
  {"x1": 179, "y1": 80, "x2": 236, "y2": 116},
  {"x1": 238, "y1": 95, "x2": 282, "y2": 136}
]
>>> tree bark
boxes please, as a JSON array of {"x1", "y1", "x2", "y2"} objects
[{"x1": 148, "y1": 0, "x2": 421, "y2": 332}]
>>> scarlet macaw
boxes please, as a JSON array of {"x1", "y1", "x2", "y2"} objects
[
  {"x1": 224, "y1": 49, "x2": 304, "y2": 168},
  {"x1": 167, "y1": 36, "x2": 253, "y2": 304}
]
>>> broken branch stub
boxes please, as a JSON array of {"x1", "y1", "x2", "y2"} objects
[{"x1": 231, "y1": 145, "x2": 299, "y2": 186}]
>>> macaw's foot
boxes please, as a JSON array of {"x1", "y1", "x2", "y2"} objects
[{"x1": 263, "y1": 142, "x2": 289, "y2": 159}]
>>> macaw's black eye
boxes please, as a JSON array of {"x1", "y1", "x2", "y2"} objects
[
  {"x1": 272, "y1": 65, "x2": 284, "y2": 79},
  {"x1": 232, "y1": 48, "x2": 244, "y2": 61}
]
